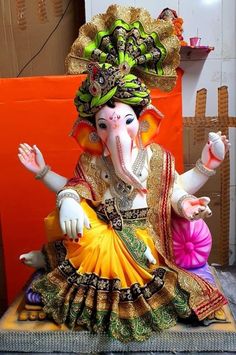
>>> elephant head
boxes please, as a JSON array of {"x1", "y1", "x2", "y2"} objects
[{"x1": 71, "y1": 101, "x2": 163, "y2": 193}]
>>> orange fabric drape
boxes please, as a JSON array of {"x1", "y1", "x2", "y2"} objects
[{"x1": 0, "y1": 69, "x2": 183, "y2": 303}]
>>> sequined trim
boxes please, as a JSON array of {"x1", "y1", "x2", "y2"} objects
[
  {"x1": 97, "y1": 202, "x2": 148, "y2": 221},
  {"x1": 146, "y1": 143, "x2": 227, "y2": 320},
  {"x1": 103, "y1": 198, "x2": 123, "y2": 231},
  {"x1": 64, "y1": 183, "x2": 93, "y2": 201},
  {"x1": 32, "y1": 263, "x2": 192, "y2": 342},
  {"x1": 65, "y1": 153, "x2": 106, "y2": 203},
  {"x1": 57, "y1": 260, "x2": 165, "y2": 301},
  {"x1": 80, "y1": 153, "x2": 106, "y2": 201},
  {"x1": 66, "y1": 5, "x2": 180, "y2": 92},
  {"x1": 115, "y1": 221, "x2": 148, "y2": 269},
  {"x1": 42, "y1": 241, "x2": 67, "y2": 271}
]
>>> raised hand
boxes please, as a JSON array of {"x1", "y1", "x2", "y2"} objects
[
  {"x1": 181, "y1": 196, "x2": 212, "y2": 221},
  {"x1": 201, "y1": 131, "x2": 230, "y2": 170},
  {"x1": 18, "y1": 143, "x2": 45, "y2": 174}
]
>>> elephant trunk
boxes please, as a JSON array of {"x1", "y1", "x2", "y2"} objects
[{"x1": 106, "y1": 134, "x2": 147, "y2": 194}]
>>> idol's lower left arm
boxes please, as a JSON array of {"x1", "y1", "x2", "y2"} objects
[
  {"x1": 176, "y1": 167, "x2": 209, "y2": 195},
  {"x1": 40, "y1": 170, "x2": 68, "y2": 193}
]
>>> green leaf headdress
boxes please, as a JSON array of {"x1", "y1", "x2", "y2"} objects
[{"x1": 66, "y1": 5, "x2": 180, "y2": 118}]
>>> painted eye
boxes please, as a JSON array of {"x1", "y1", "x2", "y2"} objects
[
  {"x1": 98, "y1": 122, "x2": 107, "y2": 129},
  {"x1": 126, "y1": 117, "x2": 134, "y2": 125}
]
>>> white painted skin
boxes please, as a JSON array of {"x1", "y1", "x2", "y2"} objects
[
  {"x1": 203, "y1": 131, "x2": 228, "y2": 163},
  {"x1": 17, "y1": 104, "x2": 230, "y2": 269},
  {"x1": 19, "y1": 251, "x2": 46, "y2": 269},
  {"x1": 18, "y1": 143, "x2": 68, "y2": 192},
  {"x1": 95, "y1": 102, "x2": 146, "y2": 193},
  {"x1": 144, "y1": 247, "x2": 157, "y2": 265}
]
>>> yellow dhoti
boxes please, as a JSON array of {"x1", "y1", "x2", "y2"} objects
[
  {"x1": 33, "y1": 200, "x2": 192, "y2": 341},
  {"x1": 64, "y1": 201, "x2": 159, "y2": 288}
]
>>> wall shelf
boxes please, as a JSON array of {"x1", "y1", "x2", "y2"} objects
[{"x1": 180, "y1": 46, "x2": 214, "y2": 60}]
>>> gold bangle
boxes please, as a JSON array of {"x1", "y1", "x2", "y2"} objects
[
  {"x1": 35, "y1": 165, "x2": 51, "y2": 180},
  {"x1": 177, "y1": 194, "x2": 197, "y2": 217},
  {"x1": 195, "y1": 159, "x2": 216, "y2": 177},
  {"x1": 56, "y1": 191, "x2": 80, "y2": 208}
]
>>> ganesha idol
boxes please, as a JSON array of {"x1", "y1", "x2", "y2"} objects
[{"x1": 17, "y1": 5, "x2": 230, "y2": 342}]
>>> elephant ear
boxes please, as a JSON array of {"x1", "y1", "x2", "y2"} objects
[
  {"x1": 138, "y1": 104, "x2": 164, "y2": 147},
  {"x1": 70, "y1": 119, "x2": 103, "y2": 155}
]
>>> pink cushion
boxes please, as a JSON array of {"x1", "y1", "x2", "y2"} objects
[{"x1": 171, "y1": 214, "x2": 212, "y2": 269}]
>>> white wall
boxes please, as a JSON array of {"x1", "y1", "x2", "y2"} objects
[{"x1": 85, "y1": 0, "x2": 236, "y2": 264}]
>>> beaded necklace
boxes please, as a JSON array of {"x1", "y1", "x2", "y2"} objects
[{"x1": 102, "y1": 148, "x2": 147, "y2": 211}]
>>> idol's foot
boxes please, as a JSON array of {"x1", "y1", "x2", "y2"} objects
[
  {"x1": 144, "y1": 246, "x2": 157, "y2": 265},
  {"x1": 19, "y1": 251, "x2": 46, "y2": 269}
]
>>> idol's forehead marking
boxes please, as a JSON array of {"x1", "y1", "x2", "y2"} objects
[
  {"x1": 97, "y1": 113, "x2": 134, "y2": 122},
  {"x1": 109, "y1": 112, "x2": 120, "y2": 121}
]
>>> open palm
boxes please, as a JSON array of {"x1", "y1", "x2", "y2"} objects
[
  {"x1": 182, "y1": 196, "x2": 212, "y2": 221},
  {"x1": 18, "y1": 143, "x2": 45, "y2": 174}
]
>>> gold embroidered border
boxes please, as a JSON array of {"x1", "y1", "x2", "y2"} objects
[
  {"x1": 33, "y1": 266, "x2": 190, "y2": 324},
  {"x1": 62, "y1": 184, "x2": 93, "y2": 201},
  {"x1": 77, "y1": 153, "x2": 106, "y2": 202},
  {"x1": 146, "y1": 144, "x2": 165, "y2": 254},
  {"x1": 43, "y1": 241, "x2": 66, "y2": 270},
  {"x1": 146, "y1": 143, "x2": 227, "y2": 319},
  {"x1": 66, "y1": 5, "x2": 180, "y2": 92}
]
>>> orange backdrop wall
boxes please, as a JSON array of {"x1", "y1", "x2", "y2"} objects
[{"x1": 0, "y1": 70, "x2": 183, "y2": 304}]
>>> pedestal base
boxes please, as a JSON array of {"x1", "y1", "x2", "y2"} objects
[
  {"x1": 0, "y1": 294, "x2": 235, "y2": 353},
  {"x1": 1, "y1": 269, "x2": 236, "y2": 353}
]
